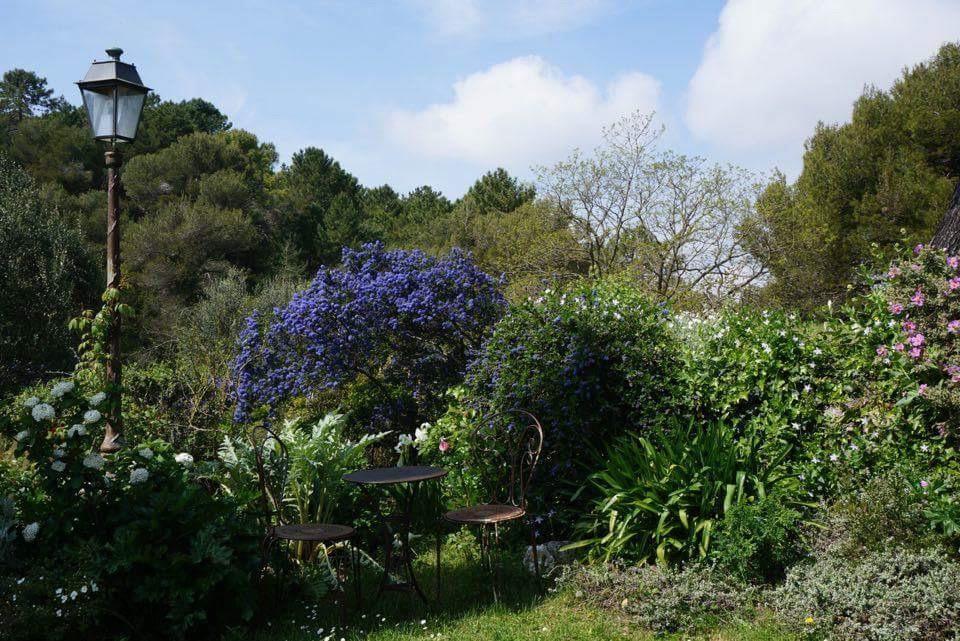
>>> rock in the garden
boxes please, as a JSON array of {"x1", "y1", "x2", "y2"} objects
[{"x1": 523, "y1": 540, "x2": 572, "y2": 575}]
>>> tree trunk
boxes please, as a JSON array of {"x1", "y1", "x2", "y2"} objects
[{"x1": 931, "y1": 180, "x2": 960, "y2": 254}]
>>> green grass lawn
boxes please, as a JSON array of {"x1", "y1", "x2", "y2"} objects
[{"x1": 238, "y1": 542, "x2": 798, "y2": 641}]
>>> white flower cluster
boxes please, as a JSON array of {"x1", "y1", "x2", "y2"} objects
[
  {"x1": 50, "y1": 381, "x2": 75, "y2": 398},
  {"x1": 83, "y1": 409, "x2": 102, "y2": 424},
  {"x1": 23, "y1": 396, "x2": 39, "y2": 408},
  {"x1": 394, "y1": 424, "x2": 430, "y2": 454},
  {"x1": 175, "y1": 452, "x2": 193, "y2": 467},
  {"x1": 14, "y1": 430, "x2": 30, "y2": 442},
  {"x1": 82, "y1": 453, "x2": 105, "y2": 470},
  {"x1": 22, "y1": 522, "x2": 39, "y2": 542},
  {"x1": 138, "y1": 447, "x2": 154, "y2": 460},
  {"x1": 51, "y1": 461, "x2": 66, "y2": 473},
  {"x1": 67, "y1": 424, "x2": 87, "y2": 438},
  {"x1": 88, "y1": 392, "x2": 106, "y2": 407},
  {"x1": 129, "y1": 468, "x2": 149, "y2": 484},
  {"x1": 31, "y1": 403, "x2": 56, "y2": 422}
]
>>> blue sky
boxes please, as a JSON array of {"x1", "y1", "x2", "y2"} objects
[{"x1": 2, "y1": 0, "x2": 959, "y2": 197}]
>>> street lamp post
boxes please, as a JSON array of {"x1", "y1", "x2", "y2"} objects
[{"x1": 77, "y1": 48, "x2": 150, "y2": 453}]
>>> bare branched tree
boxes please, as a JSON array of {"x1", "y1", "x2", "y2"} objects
[{"x1": 536, "y1": 111, "x2": 765, "y2": 304}]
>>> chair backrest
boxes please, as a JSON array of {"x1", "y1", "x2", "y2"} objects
[
  {"x1": 473, "y1": 409, "x2": 544, "y2": 509},
  {"x1": 250, "y1": 423, "x2": 289, "y2": 526}
]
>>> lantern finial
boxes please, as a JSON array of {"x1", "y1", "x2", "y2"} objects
[{"x1": 105, "y1": 48, "x2": 123, "y2": 61}]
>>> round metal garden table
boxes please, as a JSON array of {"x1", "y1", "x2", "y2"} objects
[{"x1": 343, "y1": 465, "x2": 447, "y2": 603}]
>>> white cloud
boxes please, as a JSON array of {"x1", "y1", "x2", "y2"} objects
[
  {"x1": 385, "y1": 56, "x2": 660, "y2": 167},
  {"x1": 686, "y1": 0, "x2": 960, "y2": 152},
  {"x1": 412, "y1": 0, "x2": 608, "y2": 38}
]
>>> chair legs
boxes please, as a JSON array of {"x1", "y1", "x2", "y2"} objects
[{"x1": 529, "y1": 522, "x2": 542, "y2": 594}]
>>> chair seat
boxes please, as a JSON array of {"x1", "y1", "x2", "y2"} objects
[
  {"x1": 444, "y1": 504, "x2": 525, "y2": 524},
  {"x1": 270, "y1": 523, "x2": 354, "y2": 542}
]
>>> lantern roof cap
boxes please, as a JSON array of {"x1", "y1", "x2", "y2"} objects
[{"x1": 77, "y1": 48, "x2": 150, "y2": 91}]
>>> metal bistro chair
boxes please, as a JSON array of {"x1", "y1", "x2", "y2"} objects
[
  {"x1": 252, "y1": 424, "x2": 360, "y2": 611},
  {"x1": 443, "y1": 410, "x2": 545, "y2": 599}
]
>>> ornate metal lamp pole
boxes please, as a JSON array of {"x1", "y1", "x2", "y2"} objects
[{"x1": 77, "y1": 48, "x2": 150, "y2": 453}]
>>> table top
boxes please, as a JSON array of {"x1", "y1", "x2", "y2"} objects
[{"x1": 343, "y1": 465, "x2": 447, "y2": 486}]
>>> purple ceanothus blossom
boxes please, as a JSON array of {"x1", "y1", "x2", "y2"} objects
[{"x1": 233, "y1": 243, "x2": 506, "y2": 422}]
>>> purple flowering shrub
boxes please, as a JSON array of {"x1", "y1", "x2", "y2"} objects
[
  {"x1": 466, "y1": 279, "x2": 680, "y2": 521},
  {"x1": 232, "y1": 243, "x2": 506, "y2": 433}
]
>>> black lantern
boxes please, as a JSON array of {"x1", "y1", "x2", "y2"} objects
[{"x1": 77, "y1": 48, "x2": 150, "y2": 143}]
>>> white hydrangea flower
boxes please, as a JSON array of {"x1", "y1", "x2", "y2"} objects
[
  {"x1": 31, "y1": 403, "x2": 56, "y2": 422},
  {"x1": 22, "y1": 522, "x2": 39, "y2": 542},
  {"x1": 50, "y1": 381, "x2": 75, "y2": 398},
  {"x1": 138, "y1": 447, "x2": 154, "y2": 460},
  {"x1": 14, "y1": 430, "x2": 30, "y2": 442},
  {"x1": 23, "y1": 396, "x2": 40, "y2": 408},
  {"x1": 67, "y1": 424, "x2": 87, "y2": 438},
  {"x1": 87, "y1": 392, "x2": 107, "y2": 407},
  {"x1": 174, "y1": 452, "x2": 194, "y2": 467},
  {"x1": 82, "y1": 453, "x2": 105, "y2": 470},
  {"x1": 53, "y1": 447, "x2": 65, "y2": 458},
  {"x1": 83, "y1": 409, "x2": 102, "y2": 424},
  {"x1": 129, "y1": 468, "x2": 149, "y2": 484},
  {"x1": 51, "y1": 461, "x2": 66, "y2": 473}
]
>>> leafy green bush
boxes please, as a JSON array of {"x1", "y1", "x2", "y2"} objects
[
  {"x1": 1, "y1": 377, "x2": 262, "y2": 640},
  {"x1": 775, "y1": 548, "x2": 960, "y2": 640},
  {"x1": 572, "y1": 420, "x2": 801, "y2": 564},
  {"x1": 710, "y1": 493, "x2": 805, "y2": 583},
  {"x1": 219, "y1": 412, "x2": 386, "y2": 560},
  {"x1": 0, "y1": 151, "x2": 95, "y2": 390},
  {"x1": 563, "y1": 562, "x2": 758, "y2": 634},
  {"x1": 467, "y1": 278, "x2": 680, "y2": 515}
]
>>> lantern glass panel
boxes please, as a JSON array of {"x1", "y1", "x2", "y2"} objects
[
  {"x1": 82, "y1": 86, "x2": 116, "y2": 139},
  {"x1": 116, "y1": 85, "x2": 146, "y2": 140}
]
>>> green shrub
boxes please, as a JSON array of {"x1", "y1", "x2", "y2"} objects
[
  {"x1": 466, "y1": 278, "x2": 680, "y2": 518},
  {"x1": 563, "y1": 562, "x2": 758, "y2": 634},
  {"x1": 572, "y1": 420, "x2": 803, "y2": 564},
  {"x1": 710, "y1": 493, "x2": 805, "y2": 583},
  {"x1": 1, "y1": 377, "x2": 262, "y2": 640},
  {"x1": 815, "y1": 468, "x2": 959, "y2": 558},
  {"x1": 0, "y1": 152, "x2": 95, "y2": 390},
  {"x1": 775, "y1": 548, "x2": 960, "y2": 640}
]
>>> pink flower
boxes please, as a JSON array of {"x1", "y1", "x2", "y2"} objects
[
  {"x1": 909, "y1": 347, "x2": 923, "y2": 359},
  {"x1": 876, "y1": 345, "x2": 889, "y2": 358},
  {"x1": 911, "y1": 263, "x2": 922, "y2": 272},
  {"x1": 948, "y1": 320, "x2": 960, "y2": 334},
  {"x1": 893, "y1": 342, "x2": 906, "y2": 352},
  {"x1": 914, "y1": 243, "x2": 924, "y2": 255},
  {"x1": 911, "y1": 289, "x2": 925, "y2": 307},
  {"x1": 909, "y1": 333, "x2": 925, "y2": 347},
  {"x1": 902, "y1": 320, "x2": 917, "y2": 333},
  {"x1": 920, "y1": 480, "x2": 930, "y2": 488},
  {"x1": 888, "y1": 302, "x2": 904, "y2": 315},
  {"x1": 919, "y1": 383, "x2": 929, "y2": 396},
  {"x1": 949, "y1": 278, "x2": 960, "y2": 292},
  {"x1": 947, "y1": 256, "x2": 959, "y2": 270},
  {"x1": 888, "y1": 266, "x2": 902, "y2": 279},
  {"x1": 438, "y1": 438, "x2": 450, "y2": 453}
]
